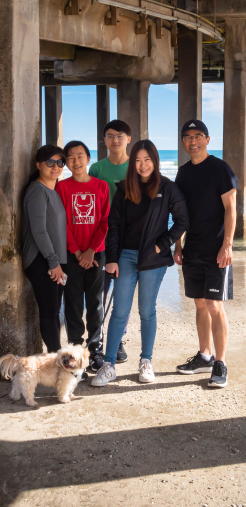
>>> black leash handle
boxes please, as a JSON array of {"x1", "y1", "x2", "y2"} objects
[{"x1": 85, "y1": 272, "x2": 117, "y2": 350}]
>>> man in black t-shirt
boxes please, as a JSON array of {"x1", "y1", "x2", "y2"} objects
[{"x1": 174, "y1": 120, "x2": 238, "y2": 388}]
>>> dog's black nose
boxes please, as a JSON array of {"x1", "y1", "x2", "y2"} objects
[{"x1": 63, "y1": 359, "x2": 69, "y2": 365}]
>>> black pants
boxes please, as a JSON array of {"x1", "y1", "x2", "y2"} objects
[
  {"x1": 63, "y1": 250, "x2": 105, "y2": 352},
  {"x1": 24, "y1": 253, "x2": 64, "y2": 352}
]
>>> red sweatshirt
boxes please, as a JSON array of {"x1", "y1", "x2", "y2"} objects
[{"x1": 56, "y1": 176, "x2": 109, "y2": 254}]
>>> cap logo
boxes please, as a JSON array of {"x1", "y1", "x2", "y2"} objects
[{"x1": 189, "y1": 123, "x2": 196, "y2": 127}]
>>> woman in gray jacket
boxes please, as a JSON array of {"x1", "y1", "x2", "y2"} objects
[{"x1": 22, "y1": 145, "x2": 67, "y2": 352}]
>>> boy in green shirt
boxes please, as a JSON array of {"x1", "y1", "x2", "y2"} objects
[{"x1": 89, "y1": 119, "x2": 131, "y2": 362}]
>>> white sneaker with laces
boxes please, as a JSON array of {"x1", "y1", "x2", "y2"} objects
[
  {"x1": 91, "y1": 362, "x2": 116, "y2": 387},
  {"x1": 139, "y1": 359, "x2": 155, "y2": 383}
]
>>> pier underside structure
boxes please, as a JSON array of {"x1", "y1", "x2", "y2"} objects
[{"x1": 0, "y1": 0, "x2": 245, "y2": 354}]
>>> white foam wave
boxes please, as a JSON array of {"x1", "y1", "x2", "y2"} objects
[{"x1": 160, "y1": 161, "x2": 177, "y2": 168}]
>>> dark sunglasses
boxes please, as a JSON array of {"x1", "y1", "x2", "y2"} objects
[{"x1": 46, "y1": 158, "x2": 65, "y2": 168}]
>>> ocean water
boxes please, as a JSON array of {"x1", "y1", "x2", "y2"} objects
[{"x1": 63, "y1": 149, "x2": 223, "y2": 181}]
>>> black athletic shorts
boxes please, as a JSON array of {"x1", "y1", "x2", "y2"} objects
[{"x1": 182, "y1": 258, "x2": 233, "y2": 301}]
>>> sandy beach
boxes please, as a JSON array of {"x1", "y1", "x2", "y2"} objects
[{"x1": 0, "y1": 248, "x2": 246, "y2": 507}]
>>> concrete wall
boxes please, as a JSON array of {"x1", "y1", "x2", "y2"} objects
[{"x1": 0, "y1": 0, "x2": 42, "y2": 356}]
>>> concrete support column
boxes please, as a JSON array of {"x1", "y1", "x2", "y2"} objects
[
  {"x1": 178, "y1": 27, "x2": 202, "y2": 166},
  {"x1": 117, "y1": 80, "x2": 149, "y2": 151},
  {"x1": 0, "y1": 1, "x2": 42, "y2": 355},
  {"x1": 45, "y1": 86, "x2": 63, "y2": 147},
  {"x1": 223, "y1": 19, "x2": 246, "y2": 238},
  {"x1": 96, "y1": 85, "x2": 109, "y2": 160}
]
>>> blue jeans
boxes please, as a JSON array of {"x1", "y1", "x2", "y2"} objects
[{"x1": 105, "y1": 249, "x2": 167, "y2": 366}]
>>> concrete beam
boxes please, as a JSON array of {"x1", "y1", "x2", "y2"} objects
[
  {"x1": 0, "y1": 0, "x2": 42, "y2": 356},
  {"x1": 45, "y1": 86, "x2": 63, "y2": 148},
  {"x1": 40, "y1": 40, "x2": 75, "y2": 60},
  {"x1": 117, "y1": 80, "x2": 149, "y2": 150},
  {"x1": 54, "y1": 23, "x2": 174, "y2": 85},
  {"x1": 40, "y1": 0, "x2": 148, "y2": 58},
  {"x1": 223, "y1": 18, "x2": 246, "y2": 238},
  {"x1": 97, "y1": 86, "x2": 110, "y2": 160},
  {"x1": 178, "y1": 26, "x2": 202, "y2": 167}
]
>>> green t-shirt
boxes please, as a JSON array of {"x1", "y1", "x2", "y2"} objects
[{"x1": 89, "y1": 157, "x2": 129, "y2": 206}]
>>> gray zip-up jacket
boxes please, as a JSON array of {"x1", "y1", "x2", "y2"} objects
[{"x1": 22, "y1": 181, "x2": 67, "y2": 270}]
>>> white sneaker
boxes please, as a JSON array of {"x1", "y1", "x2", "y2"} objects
[
  {"x1": 139, "y1": 359, "x2": 155, "y2": 383},
  {"x1": 91, "y1": 362, "x2": 116, "y2": 387}
]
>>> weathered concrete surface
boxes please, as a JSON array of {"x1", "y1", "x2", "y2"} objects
[
  {"x1": 223, "y1": 18, "x2": 246, "y2": 239},
  {"x1": 178, "y1": 26, "x2": 202, "y2": 167},
  {"x1": 0, "y1": 1, "x2": 42, "y2": 356},
  {"x1": 0, "y1": 248, "x2": 246, "y2": 506},
  {"x1": 39, "y1": 0, "x2": 149, "y2": 58},
  {"x1": 97, "y1": 85, "x2": 110, "y2": 160},
  {"x1": 117, "y1": 80, "x2": 149, "y2": 149},
  {"x1": 54, "y1": 24, "x2": 174, "y2": 85}
]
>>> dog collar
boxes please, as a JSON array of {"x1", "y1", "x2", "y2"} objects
[{"x1": 70, "y1": 372, "x2": 78, "y2": 378}]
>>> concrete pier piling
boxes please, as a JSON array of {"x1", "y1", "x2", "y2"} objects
[{"x1": 0, "y1": 0, "x2": 42, "y2": 356}]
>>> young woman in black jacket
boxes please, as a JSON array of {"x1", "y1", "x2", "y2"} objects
[{"x1": 91, "y1": 140, "x2": 189, "y2": 386}]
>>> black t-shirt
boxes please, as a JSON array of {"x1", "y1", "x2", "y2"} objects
[
  {"x1": 175, "y1": 155, "x2": 238, "y2": 260},
  {"x1": 122, "y1": 187, "x2": 151, "y2": 251}
]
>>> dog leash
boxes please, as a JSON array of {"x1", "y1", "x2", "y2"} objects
[{"x1": 85, "y1": 272, "x2": 117, "y2": 350}]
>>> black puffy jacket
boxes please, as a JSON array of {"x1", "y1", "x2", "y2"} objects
[{"x1": 106, "y1": 175, "x2": 189, "y2": 271}]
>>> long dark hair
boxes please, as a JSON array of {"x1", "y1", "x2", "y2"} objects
[
  {"x1": 28, "y1": 144, "x2": 66, "y2": 184},
  {"x1": 125, "y1": 140, "x2": 160, "y2": 204}
]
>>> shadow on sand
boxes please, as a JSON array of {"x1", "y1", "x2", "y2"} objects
[{"x1": 1, "y1": 416, "x2": 246, "y2": 506}]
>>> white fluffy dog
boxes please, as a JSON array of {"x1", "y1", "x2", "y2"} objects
[{"x1": 0, "y1": 344, "x2": 89, "y2": 407}]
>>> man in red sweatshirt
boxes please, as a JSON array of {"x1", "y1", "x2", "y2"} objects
[{"x1": 56, "y1": 141, "x2": 109, "y2": 371}]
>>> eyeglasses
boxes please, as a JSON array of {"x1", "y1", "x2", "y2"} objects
[
  {"x1": 182, "y1": 134, "x2": 206, "y2": 143},
  {"x1": 105, "y1": 134, "x2": 126, "y2": 140},
  {"x1": 46, "y1": 159, "x2": 65, "y2": 168}
]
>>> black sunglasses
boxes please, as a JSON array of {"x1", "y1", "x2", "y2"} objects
[{"x1": 46, "y1": 158, "x2": 65, "y2": 168}]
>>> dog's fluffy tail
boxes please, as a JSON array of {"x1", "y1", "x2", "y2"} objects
[{"x1": 0, "y1": 354, "x2": 20, "y2": 380}]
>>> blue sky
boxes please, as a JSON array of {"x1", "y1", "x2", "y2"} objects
[{"x1": 42, "y1": 83, "x2": 224, "y2": 151}]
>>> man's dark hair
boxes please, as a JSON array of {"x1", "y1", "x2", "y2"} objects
[
  {"x1": 103, "y1": 120, "x2": 131, "y2": 137},
  {"x1": 36, "y1": 144, "x2": 66, "y2": 163},
  {"x1": 64, "y1": 140, "x2": 91, "y2": 158}
]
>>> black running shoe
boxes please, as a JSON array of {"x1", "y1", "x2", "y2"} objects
[
  {"x1": 79, "y1": 371, "x2": 88, "y2": 382},
  {"x1": 116, "y1": 341, "x2": 128, "y2": 363},
  {"x1": 208, "y1": 360, "x2": 227, "y2": 388},
  {"x1": 89, "y1": 353, "x2": 104, "y2": 372},
  {"x1": 176, "y1": 351, "x2": 214, "y2": 374}
]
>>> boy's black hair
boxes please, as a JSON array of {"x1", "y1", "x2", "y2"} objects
[
  {"x1": 64, "y1": 140, "x2": 91, "y2": 158},
  {"x1": 103, "y1": 119, "x2": 131, "y2": 137},
  {"x1": 36, "y1": 144, "x2": 66, "y2": 163}
]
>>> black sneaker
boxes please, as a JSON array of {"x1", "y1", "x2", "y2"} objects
[
  {"x1": 116, "y1": 341, "x2": 128, "y2": 363},
  {"x1": 89, "y1": 353, "x2": 104, "y2": 372},
  {"x1": 176, "y1": 351, "x2": 214, "y2": 374},
  {"x1": 79, "y1": 371, "x2": 88, "y2": 382},
  {"x1": 208, "y1": 360, "x2": 227, "y2": 388}
]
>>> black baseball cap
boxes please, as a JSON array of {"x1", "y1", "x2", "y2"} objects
[{"x1": 181, "y1": 120, "x2": 209, "y2": 137}]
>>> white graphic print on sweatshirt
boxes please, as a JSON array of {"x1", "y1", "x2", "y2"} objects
[{"x1": 72, "y1": 193, "x2": 95, "y2": 224}]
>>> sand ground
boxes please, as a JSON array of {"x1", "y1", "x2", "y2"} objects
[{"x1": 0, "y1": 249, "x2": 246, "y2": 507}]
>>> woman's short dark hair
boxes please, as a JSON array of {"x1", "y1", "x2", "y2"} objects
[
  {"x1": 36, "y1": 144, "x2": 66, "y2": 163},
  {"x1": 63, "y1": 140, "x2": 90, "y2": 158},
  {"x1": 103, "y1": 120, "x2": 131, "y2": 137},
  {"x1": 27, "y1": 145, "x2": 65, "y2": 184},
  {"x1": 125, "y1": 140, "x2": 160, "y2": 204}
]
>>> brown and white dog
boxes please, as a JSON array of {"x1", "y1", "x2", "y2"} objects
[{"x1": 0, "y1": 345, "x2": 89, "y2": 407}]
